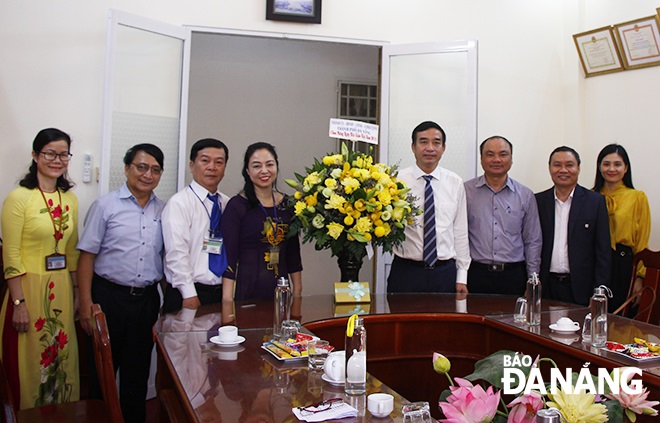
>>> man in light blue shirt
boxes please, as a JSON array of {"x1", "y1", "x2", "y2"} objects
[
  {"x1": 464, "y1": 136, "x2": 542, "y2": 296},
  {"x1": 77, "y1": 144, "x2": 165, "y2": 423}
]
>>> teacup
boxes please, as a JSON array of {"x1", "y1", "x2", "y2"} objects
[
  {"x1": 324, "y1": 350, "x2": 345, "y2": 383},
  {"x1": 218, "y1": 325, "x2": 238, "y2": 343},
  {"x1": 555, "y1": 317, "x2": 579, "y2": 331},
  {"x1": 368, "y1": 393, "x2": 394, "y2": 418}
]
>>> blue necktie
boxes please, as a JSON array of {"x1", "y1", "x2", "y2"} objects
[
  {"x1": 207, "y1": 193, "x2": 228, "y2": 276},
  {"x1": 422, "y1": 175, "x2": 437, "y2": 267}
]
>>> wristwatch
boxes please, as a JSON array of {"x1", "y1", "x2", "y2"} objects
[{"x1": 12, "y1": 298, "x2": 25, "y2": 306}]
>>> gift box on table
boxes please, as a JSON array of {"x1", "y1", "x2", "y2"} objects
[{"x1": 333, "y1": 282, "x2": 371, "y2": 303}]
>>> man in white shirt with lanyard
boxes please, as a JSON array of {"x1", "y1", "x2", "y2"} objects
[
  {"x1": 387, "y1": 121, "x2": 471, "y2": 293},
  {"x1": 162, "y1": 138, "x2": 231, "y2": 313}
]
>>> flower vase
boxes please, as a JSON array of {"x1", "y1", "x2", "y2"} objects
[{"x1": 337, "y1": 252, "x2": 363, "y2": 282}]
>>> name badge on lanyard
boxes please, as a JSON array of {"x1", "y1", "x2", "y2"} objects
[
  {"x1": 45, "y1": 253, "x2": 67, "y2": 271},
  {"x1": 203, "y1": 234, "x2": 223, "y2": 255}
]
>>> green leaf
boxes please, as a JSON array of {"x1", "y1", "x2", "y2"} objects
[
  {"x1": 341, "y1": 141, "x2": 349, "y2": 158},
  {"x1": 465, "y1": 350, "x2": 528, "y2": 389},
  {"x1": 603, "y1": 399, "x2": 623, "y2": 423}
]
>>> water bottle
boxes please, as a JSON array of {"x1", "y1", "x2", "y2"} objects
[
  {"x1": 345, "y1": 314, "x2": 367, "y2": 395},
  {"x1": 590, "y1": 285, "x2": 612, "y2": 348},
  {"x1": 536, "y1": 408, "x2": 563, "y2": 422},
  {"x1": 273, "y1": 277, "x2": 291, "y2": 340},
  {"x1": 526, "y1": 273, "x2": 541, "y2": 326}
]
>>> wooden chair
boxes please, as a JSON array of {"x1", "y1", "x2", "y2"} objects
[
  {"x1": 91, "y1": 304, "x2": 124, "y2": 423},
  {"x1": 614, "y1": 248, "x2": 660, "y2": 325}
]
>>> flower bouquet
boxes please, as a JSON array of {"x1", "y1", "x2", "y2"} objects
[
  {"x1": 285, "y1": 143, "x2": 420, "y2": 275},
  {"x1": 432, "y1": 350, "x2": 659, "y2": 423}
]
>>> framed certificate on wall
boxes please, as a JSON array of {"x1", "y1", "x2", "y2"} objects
[
  {"x1": 613, "y1": 15, "x2": 660, "y2": 70},
  {"x1": 573, "y1": 26, "x2": 624, "y2": 77}
]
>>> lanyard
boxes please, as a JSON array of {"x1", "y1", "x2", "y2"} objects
[
  {"x1": 38, "y1": 188, "x2": 63, "y2": 254},
  {"x1": 259, "y1": 191, "x2": 279, "y2": 238},
  {"x1": 188, "y1": 185, "x2": 222, "y2": 221}
]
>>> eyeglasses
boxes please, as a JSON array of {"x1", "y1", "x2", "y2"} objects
[
  {"x1": 131, "y1": 163, "x2": 163, "y2": 176},
  {"x1": 40, "y1": 151, "x2": 72, "y2": 162},
  {"x1": 299, "y1": 398, "x2": 342, "y2": 416}
]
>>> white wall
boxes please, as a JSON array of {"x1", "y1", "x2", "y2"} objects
[{"x1": 1, "y1": 0, "x2": 659, "y2": 251}]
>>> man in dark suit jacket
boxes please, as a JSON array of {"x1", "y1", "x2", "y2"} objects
[{"x1": 535, "y1": 146, "x2": 611, "y2": 306}]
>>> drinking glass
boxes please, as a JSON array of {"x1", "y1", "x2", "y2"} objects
[
  {"x1": 307, "y1": 340, "x2": 331, "y2": 371},
  {"x1": 582, "y1": 313, "x2": 592, "y2": 342},
  {"x1": 402, "y1": 401, "x2": 432, "y2": 422},
  {"x1": 513, "y1": 297, "x2": 527, "y2": 323},
  {"x1": 280, "y1": 319, "x2": 301, "y2": 341}
]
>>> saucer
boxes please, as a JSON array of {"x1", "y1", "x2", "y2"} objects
[
  {"x1": 210, "y1": 335, "x2": 246, "y2": 347},
  {"x1": 321, "y1": 373, "x2": 344, "y2": 386},
  {"x1": 549, "y1": 323, "x2": 580, "y2": 333}
]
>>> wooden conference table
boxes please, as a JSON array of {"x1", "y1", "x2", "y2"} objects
[{"x1": 154, "y1": 294, "x2": 660, "y2": 422}]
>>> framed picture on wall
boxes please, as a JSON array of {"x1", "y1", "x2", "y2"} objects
[
  {"x1": 573, "y1": 26, "x2": 624, "y2": 77},
  {"x1": 266, "y1": 0, "x2": 322, "y2": 24},
  {"x1": 613, "y1": 15, "x2": 660, "y2": 70}
]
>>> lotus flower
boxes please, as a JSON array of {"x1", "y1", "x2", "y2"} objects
[
  {"x1": 546, "y1": 388, "x2": 608, "y2": 423},
  {"x1": 433, "y1": 352, "x2": 451, "y2": 375},
  {"x1": 605, "y1": 368, "x2": 659, "y2": 421},
  {"x1": 439, "y1": 377, "x2": 501, "y2": 423},
  {"x1": 507, "y1": 391, "x2": 544, "y2": 423}
]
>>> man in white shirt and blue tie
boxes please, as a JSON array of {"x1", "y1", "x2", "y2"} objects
[
  {"x1": 387, "y1": 121, "x2": 471, "y2": 293},
  {"x1": 162, "y1": 138, "x2": 231, "y2": 313}
]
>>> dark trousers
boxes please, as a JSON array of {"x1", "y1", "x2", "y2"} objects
[
  {"x1": 161, "y1": 282, "x2": 223, "y2": 314},
  {"x1": 545, "y1": 273, "x2": 580, "y2": 305},
  {"x1": 387, "y1": 256, "x2": 457, "y2": 293},
  {"x1": 610, "y1": 244, "x2": 633, "y2": 313},
  {"x1": 467, "y1": 261, "x2": 527, "y2": 296},
  {"x1": 88, "y1": 274, "x2": 160, "y2": 423}
]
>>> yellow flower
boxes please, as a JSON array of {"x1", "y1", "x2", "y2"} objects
[
  {"x1": 326, "y1": 222, "x2": 344, "y2": 240},
  {"x1": 354, "y1": 199, "x2": 367, "y2": 212},
  {"x1": 363, "y1": 233, "x2": 372, "y2": 241},
  {"x1": 347, "y1": 233, "x2": 355, "y2": 241},
  {"x1": 324, "y1": 193, "x2": 346, "y2": 210},
  {"x1": 294, "y1": 191, "x2": 303, "y2": 200},
  {"x1": 304, "y1": 171, "x2": 321, "y2": 187},
  {"x1": 377, "y1": 189, "x2": 392, "y2": 206},
  {"x1": 547, "y1": 389, "x2": 608, "y2": 423},
  {"x1": 305, "y1": 192, "x2": 318, "y2": 207},
  {"x1": 344, "y1": 215, "x2": 355, "y2": 226},
  {"x1": 374, "y1": 226, "x2": 386, "y2": 238},
  {"x1": 341, "y1": 177, "x2": 360, "y2": 194},
  {"x1": 322, "y1": 154, "x2": 343, "y2": 166},
  {"x1": 371, "y1": 171, "x2": 382, "y2": 181},
  {"x1": 392, "y1": 207, "x2": 404, "y2": 221},
  {"x1": 354, "y1": 217, "x2": 372, "y2": 233},
  {"x1": 324, "y1": 178, "x2": 337, "y2": 189},
  {"x1": 294, "y1": 201, "x2": 307, "y2": 216}
]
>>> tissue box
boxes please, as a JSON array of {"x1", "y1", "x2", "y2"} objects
[
  {"x1": 333, "y1": 303, "x2": 371, "y2": 317},
  {"x1": 333, "y1": 282, "x2": 371, "y2": 303}
]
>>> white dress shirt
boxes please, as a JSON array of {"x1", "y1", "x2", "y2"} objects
[
  {"x1": 549, "y1": 188, "x2": 574, "y2": 274},
  {"x1": 162, "y1": 180, "x2": 230, "y2": 299},
  {"x1": 393, "y1": 164, "x2": 471, "y2": 284}
]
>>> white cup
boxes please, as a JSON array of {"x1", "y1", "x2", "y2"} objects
[
  {"x1": 323, "y1": 350, "x2": 345, "y2": 382},
  {"x1": 368, "y1": 393, "x2": 394, "y2": 418},
  {"x1": 218, "y1": 325, "x2": 238, "y2": 343},
  {"x1": 555, "y1": 317, "x2": 579, "y2": 330}
]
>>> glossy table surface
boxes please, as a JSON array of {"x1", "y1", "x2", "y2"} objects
[{"x1": 154, "y1": 294, "x2": 659, "y2": 422}]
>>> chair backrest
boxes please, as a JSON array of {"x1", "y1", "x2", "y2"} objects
[
  {"x1": 623, "y1": 249, "x2": 660, "y2": 324},
  {"x1": 0, "y1": 358, "x2": 17, "y2": 423},
  {"x1": 91, "y1": 304, "x2": 124, "y2": 423}
]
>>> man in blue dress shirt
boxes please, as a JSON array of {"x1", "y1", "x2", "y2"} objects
[
  {"x1": 77, "y1": 144, "x2": 166, "y2": 423},
  {"x1": 464, "y1": 136, "x2": 542, "y2": 296}
]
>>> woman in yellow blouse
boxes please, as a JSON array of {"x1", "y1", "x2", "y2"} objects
[
  {"x1": 0, "y1": 128, "x2": 80, "y2": 409},
  {"x1": 593, "y1": 144, "x2": 651, "y2": 313}
]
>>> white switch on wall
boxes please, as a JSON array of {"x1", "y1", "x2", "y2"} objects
[{"x1": 82, "y1": 153, "x2": 92, "y2": 183}]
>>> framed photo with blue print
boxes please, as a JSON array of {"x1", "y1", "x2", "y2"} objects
[{"x1": 266, "y1": 0, "x2": 322, "y2": 24}]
